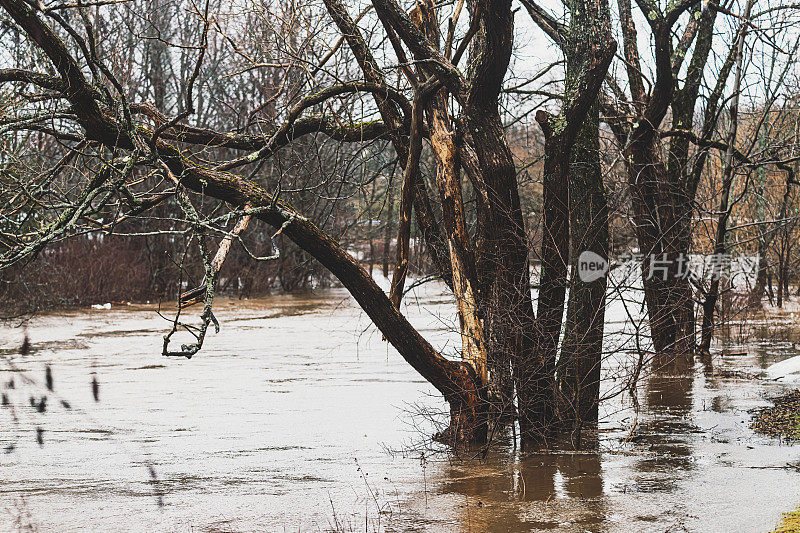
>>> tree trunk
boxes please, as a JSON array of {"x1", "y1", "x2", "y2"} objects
[
  {"x1": 418, "y1": 0, "x2": 488, "y2": 388},
  {"x1": 699, "y1": 0, "x2": 753, "y2": 353},
  {"x1": 556, "y1": 0, "x2": 612, "y2": 442},
  {"x1": 462, "y1": 0, "x2": 551, "y2": 447},
  {"x1": 0, "y1": 0, "x2": 490, "y2": 447},
  {"x1": 558, "y1": 103, "x2": 608, "y2": 438},
  {"x1": 533, "y1": 110, "x2": 570, "y2": 439},
  {"x1": 626, "y1": 138, "x2": 696, "y2": 356}
]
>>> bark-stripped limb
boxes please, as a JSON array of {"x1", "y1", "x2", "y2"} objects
[
  {"x1": 416, "y1": 0, "x2": 488, "y2": 386},
  {"x1": 461, "y1": 0, "x2": 542, "y2": 442},
  {"x1": 179, "y1": 211, "x2": 254, "y2": 309},
  {"x1": 170, "y1": 156, "x2": 485, "y2": 438}
]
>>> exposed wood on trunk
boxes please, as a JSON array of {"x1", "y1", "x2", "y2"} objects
[
  {"x1": 417, "y1": 0, "x2": 488, "y2": 386},
  {"x1": 322, "y1": 0, "x2": 453, "y2": 289},
  {"x1": 462, "y1": 0, "x2": 546, "y2": 443}
]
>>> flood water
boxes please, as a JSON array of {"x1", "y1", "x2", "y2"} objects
[{"x1": 1, "y1": 282, "x2": 800, "y2": 532}]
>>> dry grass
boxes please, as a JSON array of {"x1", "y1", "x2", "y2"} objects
[{"x1": 774, "y1": 507, "x2": 800, "y2": 533}]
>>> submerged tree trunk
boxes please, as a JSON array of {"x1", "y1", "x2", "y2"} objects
[
  {"x1": 530, "y1": 13, "x2": 616, "y2": 446},
  {"x1": 558, "y1": 104, "x2": 608, "y2": 438},
  {"x1": 0, "y1": 0, "x2": 491, "y2": 448},
  {"x1": 532, "y1": 110, "x2": 570, "y2": 441},
  {"x1": 556, "y1": 0, "x2": 611, "y2": 441},
  {"x1": 606, "y1": 0, "x2": 724, "y2": 357},
  {"x1": 462, "y1": 0, "x2": 564, "y2": 447}
]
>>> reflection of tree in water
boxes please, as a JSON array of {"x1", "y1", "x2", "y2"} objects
[
  {"x1": 427, "y1": 448, "x2": 605, "y2": 532},
  {"x1": 631, "y1": 354, "x2": 697, "y2": 489},
  {"x1": 743, "y1": 320, "x2": 800, "y2": 370}
]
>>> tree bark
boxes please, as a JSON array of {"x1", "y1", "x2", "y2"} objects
[
  {"x1": 417, "y1": 0, "x2": 489, "y2": 388},
  {"x1": 554, "y1": 0, "x2": 612, "y2": 442},
  {"x1": 461, "y1": 0, "x2": 549, "y2": 446},
  {"x1": 558, "y1": 103, "x2": 608, "y2": 437}
]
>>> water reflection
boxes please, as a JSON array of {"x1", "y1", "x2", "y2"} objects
[
  {"x1": 425, "y1": 447, "x2": 605, "y2": 532},
  {"x1": 416, "y1": 356, "x2": 698, "y2": 532},
  {"x1": 1, "y1": 287, "x2": 800, "y2": 532}
]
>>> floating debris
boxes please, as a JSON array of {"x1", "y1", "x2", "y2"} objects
[
  {"x1": 713, "y1": 368, "x2": 756, "y2": 380},
  {"x1": 45, "y1": 365, "x2": 53, "y2": 391},
  {"x1": 91, "y1": 374, "x2": 100, "y2": 402}
]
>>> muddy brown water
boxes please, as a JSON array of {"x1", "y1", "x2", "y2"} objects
[{"x1": 1, "y1": 283, "x2": 799, "y2": 532}]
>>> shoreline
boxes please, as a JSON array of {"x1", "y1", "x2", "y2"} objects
[{"x1": 751, "y1": 389, "x2": 800, "y2": 440}]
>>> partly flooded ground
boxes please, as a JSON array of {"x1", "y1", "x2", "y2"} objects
[{"x1": 1, "y1": 283, "x2": 799, "y2": 532}]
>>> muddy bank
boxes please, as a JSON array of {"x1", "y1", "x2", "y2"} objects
[{"x1": 752, "y1": 389, "x2": 800, "y2": 440}]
